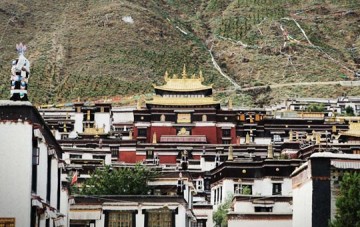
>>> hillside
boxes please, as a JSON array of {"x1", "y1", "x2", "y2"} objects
[{"x1": 0, "y1": 0, "x2": 359, "y2": 106}]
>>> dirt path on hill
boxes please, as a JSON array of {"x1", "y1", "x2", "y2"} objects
[{"x1": 240, "y1": 80, "x2": 360, "y2": 91}]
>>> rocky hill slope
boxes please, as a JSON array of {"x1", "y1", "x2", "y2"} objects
[{"x1": 0, "y1": 0, "x2": 359, "y2": 106}]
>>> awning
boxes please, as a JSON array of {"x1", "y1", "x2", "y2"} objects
[
  {"x1": 331, "y1": 160, "x2": 360, "y2": 169},
  {"x1": 69, "y1": 210, "x2": 102, "y2": 220}
]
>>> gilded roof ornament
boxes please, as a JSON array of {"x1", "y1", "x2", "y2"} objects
[
  {"x1": 164, "y1": 71, "x2": 169, "y2": 82},
  {"x1": 182, "y1": 65, "x2": 187, "y2": 79},
  {"x1": 199, "y1": 70, "x2": 204, "y2": 82},
  {"x1": 173, "y1": 74, "x2": 178, "y2": 79}
]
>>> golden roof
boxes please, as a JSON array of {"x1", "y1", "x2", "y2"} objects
[
  {"x1": 146, "y1": 96, "x2": 220, "y2": 106},
  {"x1": 153, "y1": 66, "x2": 212, "y2": 92},
  {"x1": 340, "y1": 122, "x2": 360, "y2": 138}
]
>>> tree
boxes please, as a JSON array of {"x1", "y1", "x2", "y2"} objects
[
  {"x1": 345, "y1": 106, "x2": 355, "y2": 116},
  {"x1": 213, "y1": 193, "x2": 233, "y2": 227},
  {"x1": 330, "y1": 172, "x2": 360, "y2": 227},
  {"x1": 306, "y1": 103, "x2": 324, "y2": 112},
  {"x1": 80, "y1": 164, "x2": 157, "y2": 195}
]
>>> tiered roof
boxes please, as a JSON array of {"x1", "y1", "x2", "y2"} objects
[{"x1": 146, "y1": 66, "x2": 220, "y2": 107}]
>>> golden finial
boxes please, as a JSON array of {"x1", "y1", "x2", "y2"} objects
[
  {"x1": 182, "y1": 64, "x2": 187, "y2": 79},
  {"x1": 228, "y1": 145, "x2": 233, "y2": 161},
  {"x1": 199, "y1": 70, "x2": 204, "y2": 82},
  {"x1": 191, "y1": 74, "x2": 196, "y2": 79},
  {"x1": 289, "y1": 130, "x2": 293, "y2": 142},
  {"x1": 87, "y1": 110, "x2": 91, "y2": 121},
  {"x1": 315, "y1": 133, "x2": 320, "y2": 145},
  {"x1": 164, "y1": 71, "x2": 169, "y2": 82},
  {"x1": 173, "y1": 74, "x2": 178, "y2": 79},
  {"x1": 78, "y1": 97, "x2": 80, "y2": 102},
  {"x1": 152, "y1": 132, "x2": 157, "y2": 144},
  {"x1": 63, "y1": 122, "x2": 67, "y2": 133},
  {"x1": 245, "y1": 132, "x2": 250, "y2": 144},
  {"x1": 267, "y1": 143, "x2": 273, "y2": 159},
  {"x1": 129, "y1": 130, "x2": 133, "y2": 140}
]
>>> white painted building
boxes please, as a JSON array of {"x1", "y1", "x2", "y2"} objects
[
  {"x1": 70, "y1": 195, "x2": 192, "y2": 227},
  {"x1": 210, "y1": 158, "x2": 302, "y2": 227},
  {"x1": 0, "y1": 101, "x2": 66, "y2": 227},
  {"x1": 291, "y1": 152, "x2": 360, "y2": 227}
]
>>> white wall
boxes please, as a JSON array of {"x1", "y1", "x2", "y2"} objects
[
  {"x1": 292, "y1": 180, "x2": 312, "y2": 227},
  {"x1": 95, "y1": 113, "x2": 111, "y2": 133},
  {"x1": 74, "y1": 112, "x2": 83, "y2": 133},
  {"x1": 229, "y1": 219, "x2": 292, "y2": 227},
  {"x1": 0, "y1": 121, "x2": 33, "y2": 226}
]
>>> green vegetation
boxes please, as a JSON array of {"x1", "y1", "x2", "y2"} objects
[
  {"x1": 79, "y1": 164, "x2": 157, "y2": 195},
  {"x1": 345, "y1": 106, "x2": 355, "y2": 116},
  {"x1": 330, "y1": 172, "x2": 360, "y2": 227},
  {"x1": 0, "y1": 0, "x2": 359, "y2": 105},
  {"x1": 213, "y1": 194, "x2": 234, "y2": 227},
  {"x1": 307, "y1": 103, "x2": 325, "y2": 112}
]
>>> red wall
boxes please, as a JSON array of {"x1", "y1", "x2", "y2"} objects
[
  {"x1": 159, "y1": 155, "x2": 177, "y2": 164},
  {"x1": 119, "y1": 151, "x2": 137, "y2": 163},
  {"x1": 192, "y1": 155, "x2": 201, "y2": 160},
  {"x1": 135, "y1": 155, "x2": 146, "y2": 163},
  {"x1": 150, "y1": 126, "x2": 177, "y2": 143},
  {"x1": 231, "y1": 127, "x2": 236, "y2": 144},
  {"x1": 192, "y1": 126, "x2": 218, "y2": 144}
]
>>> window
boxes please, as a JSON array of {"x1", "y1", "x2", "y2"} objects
[
  {"x1": 138, "y1": 128, "x2": 147, "y2": 137},
  {"x1": 222, "y1": 129, "x2": 231, "y2": 137},
  {"x1": 32, "y1": 139, "x2": 39, "y2": 165},
  {"x1": 32, "y1": 147, "x2": 39, "y2": 165},
  {"x1": 148, "y1": 209, "x2": 172, "y2": 227},
  {"x1": 213, "y1": 189, "x2": 217, "y2": 205},
  {"x1": 111, "y1": 147, "x2": 119, "y2": 158},
  {"x1": 108, "y1": 211, "x2": 133, "y2": 227},
  {"x1": 234, "y1": 184, "x2": 252, "y2": 195},
  {"x1": 222, "y1": 140, "x2": 230, "y2": 144},
  {"x1": 191, "y1": 220, "x2": 206, "y2": 227},
  {"x1": 93, "y1": 155, "x2": 105, "y2": 161},
  {"x1": 272, "y1": 183, "x2": 282, "y2": 195},
  {"x1": 195, "y1": 179, "x2": 204, "y2": 191},
  {"x1": 255, "y1": 207, "x2": 273, "y2": 212},
  {"x1": 69, "y1": 154, "x2": 82, "y2": 159},
  {"x1": 146, "y1": 150, "x2": 154, "y2": 159},
  {"x1": 273, "y1": 134, "x2": 282, "y2": 142}
]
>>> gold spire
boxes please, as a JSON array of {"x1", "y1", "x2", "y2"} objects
[
  {"x1": 87, "y1": 110, "x2": 91, "y2": 121},
  {"x1": 199, "y1": 70, "x2": 204, "y2": 82},
  {"x1": 267, "y1": 143, "x2": 273, "y2": 159},
  {"x1": 289, "y1": 130, "x2": 293, "y2": 142},
  {"x1": 63, "y1": 122, "x2": 67, "y2": 133},
  {"x1": 164, "y1": 71, "x2": 169, "y2": 82},
  {"x1": 245, "y1": 132, "x2": 250, "y2": 144},
  {"x1": 315, "y1": 132, "x2": 320, "y2": 145},
  {"x1": 182, "y1": 64, "x2": 187, "y2": 79},
  {"x1": 152, "y1": 132, "x2": 157, "y2": 144},
  {"x1": 228, "y1": 145, "x2": 233, "y2": 161}
]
